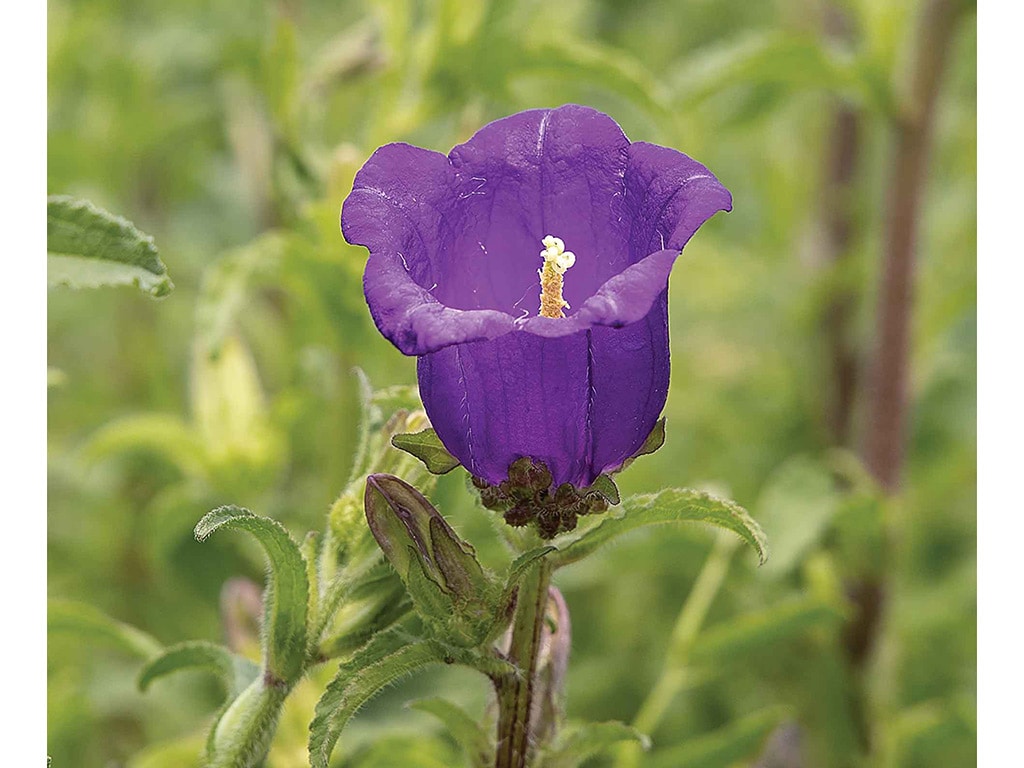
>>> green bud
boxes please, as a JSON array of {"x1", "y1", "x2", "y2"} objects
[
  {"x1": 364, "y1": 474, "x2": 500, "y2": 646},
  {"x1": 207, "y1": 677, "x2": 289, "y2": 768}
]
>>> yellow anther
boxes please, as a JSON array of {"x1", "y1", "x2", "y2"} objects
[{"x1": 538, "y1": 234, "x2": 574, "y2": 318}]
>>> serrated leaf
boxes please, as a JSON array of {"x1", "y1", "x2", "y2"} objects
[
  {"x1": 308, "y1": 633, "x2": 442, "y2": 768},
  {"x1": 47, "y1": 195, "x2": 173, "y2": 297},
  {"x1": 391, "y1": 429, "x2": 461, "y2": 475},
  {"x1": 689, "y1": 597, "x2": 846, "y2": 666},
  {"x1": 195, "y1": 506, "x2": 308, "y2": 683},
  {"x1": 48, "y1": 599, "x2": 162, "y2": 659},
  {"x1": 647, "y1": 707, "x2": 788, "y2": 768},
  {"x1": 138, "y1": 640, "x2": 259, "y2": 699},
  {"x1": 542, "y1": 721, "x2": 650, "y2": 768},
  {"x1": 409, "y1": 698, "x2": 492, "y2": 767},
  {"x1": 553, "y1": 489, "x2": 767, "y2": 568}
]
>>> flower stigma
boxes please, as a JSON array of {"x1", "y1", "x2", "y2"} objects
[{"x1": 538, "y1": 235, "x2": 575, "y2": 318}]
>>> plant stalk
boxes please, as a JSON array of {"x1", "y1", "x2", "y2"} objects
[
  {"x1": 494, "y1": 556, "x2": 554, "y2": 768},
  {"x1": 615, "y1": 532, "x2": 739, "y2": 768}
]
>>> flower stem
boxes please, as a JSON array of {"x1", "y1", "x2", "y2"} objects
[
  {"x1": 494, "y1": 555, "x2": 553, "y2": 768},
  {"x1": 615, "y1": 532, "x2": 738, "y2": 768}
]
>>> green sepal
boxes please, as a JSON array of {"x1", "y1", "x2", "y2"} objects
[
  {"x1": 195, "y1": 506, "x2": 309, "y2": 684},
  {"x1": 633, "y1": 417, "x2": 666, "y2": 459},
  {"x1": 137, "y1": 640, "x2": 260, "y2": 699},
  {"x1": 391, "y1": 428, "x2": 461, "y2": 474},
  {"x1": 586, "y1": 474, "x2": 621, "y2": 505},
  {"x1": 47, "y1": 195, "x2": 173, "y2": 297}
]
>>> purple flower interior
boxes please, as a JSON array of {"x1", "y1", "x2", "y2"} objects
[{"x1": 342, "y1": 104, "x2": 732, "y2": 356}]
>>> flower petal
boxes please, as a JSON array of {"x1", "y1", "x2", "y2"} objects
[
  {"x1": 587, "y1": 304, "x2": 670, "y2": 475},
  {"x1": 418, "y1": 301, "x2": 670, "y2": 487},
  {"x1": 624, "y1": 141, "x2": 733, "y2": 258},
  {"x1": 417, "y1": 332, "x2": 593, "y2": 486},
  {"x1": 342, "y1": 143, "x2": 516, "y2": 355}
]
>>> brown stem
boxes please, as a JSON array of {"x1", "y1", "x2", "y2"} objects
[
  {"x1": 819, "y1": 99, "x2": 860, "y2": 448},
  {"x1": 861, "y1": 0, "x2": 969, "y2": 491},
  {"x1": 494, "y1": 558, "x2": 553, "y2": 768}
]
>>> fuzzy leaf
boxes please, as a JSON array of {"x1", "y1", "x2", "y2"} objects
[
  {"x1": 47, "y1": 195, "x2": 173, "y2": 297},
  {"x1": 391, "y1": 429, "x2": 461, "y2": 474},
  {"x1": 138, "y1": 640, "x2": 259, "y2": 699},
  {"x1": 409, "y1": 698, "x2": 492, "y2": 767},
  {"x1": 542, "y1": 721, "x2": 650, "y2": 768},
  {"x1": 48, "y1": 599, "x2": 162, "y2": 659},
  {"x1": 553, "y1": 489, "x2": 767, "y2": 568},
  {"x1": 308, "y1": 633, "x2": 442, "y2": 768},
  {"x1": 195, "y1": 506, "x2": 308, "y2": 683}
]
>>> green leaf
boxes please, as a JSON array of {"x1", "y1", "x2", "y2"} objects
[
  {"x1": 647, "y1": 707, "x2": 788, "y2": 768},
  {"x1": 409, "y1": 698, "x2": 492, "y2": 767},
  {"x1": 195, "y1": 506, "x2": 309, "y2": 683},
  {"x1": 48, "y1": 599, "x2": 162, "y2": 659},
  {"x1": 542, "y1": 721, "x2": 650, "y2": 768},
  {"x1": 510, "y1": 37, "x2": 671, "y2": 124},
  {"x1": 689, "y1": 597, "x2": 846, "y2": 666},
  {"x1": 553, "y1": 489, "x2": 768, "y2": 568},
  {"x1": 754, "y1": 456, "x2": 841, "y2": 577},
  {"x1": 79, "y1": 413, "x2": 206, "y2": 479},
  {"x1": 308, "y1": 633, "x2": 442, "y2": 768},
  {"x1": 47, "y1": 195, "x2": 173, "y2": 297},
  {"x1": 138, "y1": 640, "x2": 260, "y2": 699},
  {"x1": 669, "y1": 32, "x2": 876, "y2": 111},
  {"x1": 391, "y1": 429, "x2": 461, "y2": 475}
]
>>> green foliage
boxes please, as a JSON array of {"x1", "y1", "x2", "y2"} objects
[
  {"x1": 137, "y1": 641, "x2": 260, "y2": 699},
  {"x1": 409, "y1": 698, "x2": 492, "y2": 767},
  {"x1": 553, "y1": 489, "x2": 768, "y2": 568},
  {"x1": 48, "y1": 599, "x2": 162, "y2": 659},
  {"x1": 195, "y1": 506, "x2": 309, "y2": 684},
  {"x1": 309, "y1": 633, "x2": 443, "y2": 768},
  {"x1": 48, "y1": 0, "x2": 976, "y2": 765},
  {"x1": 541, "y1": 721, "x2": 650, "y2": 768},
  {"x1": 47, "y1": 196, "x2": 173, "y2": 297},
  {"x1": 646, "y1": 707, "x2": 789, "y2": 768}
]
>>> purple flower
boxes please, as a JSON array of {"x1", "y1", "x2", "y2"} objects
[{"x1": 342, "y1": 105, "x2": 731, "y2": 489}]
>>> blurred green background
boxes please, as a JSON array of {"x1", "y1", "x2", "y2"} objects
[{"x1": 47, "y1": 0, "x2": 976, "y2": 766}]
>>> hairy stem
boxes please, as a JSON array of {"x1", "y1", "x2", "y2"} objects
[{"x1": 494, "y1": 556, "x2": 553, "y2": 768}]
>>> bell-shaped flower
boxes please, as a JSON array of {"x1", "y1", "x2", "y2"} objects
[{"x1": 343, "y1": 105, "x2": 731, "y2": 490}]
